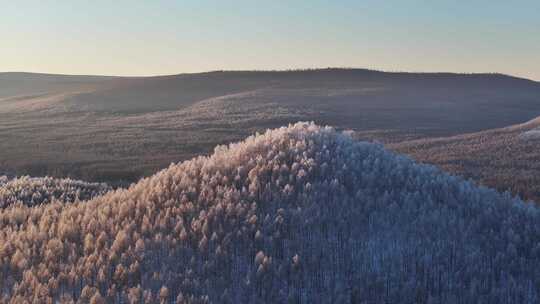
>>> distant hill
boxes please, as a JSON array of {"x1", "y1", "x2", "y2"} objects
[
  {"x1": 57, "y1": 69, "x2": 540, "y2": 115},
  {"x1": 0, "y1": 123, "x2": 538, "y2": 302},
  {"x1": 2, "y1": 69, "x2": 539, "y2": 131},
  {"x1": 0, "y1": 72, "x2": 117, "y2": 98},
  {"x1": 1, "y1": 68, "x2": 540, "y2": 189}
]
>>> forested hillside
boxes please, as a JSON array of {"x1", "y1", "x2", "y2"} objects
[
  {"x1": 391, "y1": 116, "x2": 540, "y2": 202},
  {"x1": 0, "y1": 123, "x2": 538, "y2": 303}
]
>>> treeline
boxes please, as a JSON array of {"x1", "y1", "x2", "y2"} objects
[{"x1": 0, "y1": 123, "x2": 538, "y2": 303}]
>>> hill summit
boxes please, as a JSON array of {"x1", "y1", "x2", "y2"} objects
[{"x1": 0, "y1": 122, "x2": 538, "y2": 303}]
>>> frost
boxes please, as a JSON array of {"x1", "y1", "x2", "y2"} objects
[
  {"x1": 0, "y1": 122, "x2": 538, "y2": 302},
  {"x1": 0, "y1": 175, "x2": 110, "y2": 207},
  {"x1": 520, "y1": 127, "x2": 540, "y2": 140}
]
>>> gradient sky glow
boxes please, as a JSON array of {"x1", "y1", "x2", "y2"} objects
[{"x1": 2, "y1": 1, "x2": 539, "y2": 80}]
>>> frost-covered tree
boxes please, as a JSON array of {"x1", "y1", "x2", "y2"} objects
[
  {"x1": 0, "y1": 122, "x2": 538, "y2": 303},
  {"x1": 0, "y1": 175, "x2": 110, "y2": 207}
]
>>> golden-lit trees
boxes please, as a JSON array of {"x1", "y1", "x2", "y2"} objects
[{"x1": 0, "y1": 122, "x2": 539, "y2": 302}]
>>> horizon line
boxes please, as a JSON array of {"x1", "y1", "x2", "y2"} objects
[{"x1": 0, "y1": 67, "x2": 538, "y2": 82}]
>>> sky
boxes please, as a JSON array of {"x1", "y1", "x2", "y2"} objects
[{"x1": 2, "y1": 1, "x2": 539, "y2": 80}]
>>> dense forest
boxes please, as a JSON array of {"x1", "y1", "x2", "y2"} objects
[{"x1": 0, "y1": 123, "x2": 538, "y2": 303}]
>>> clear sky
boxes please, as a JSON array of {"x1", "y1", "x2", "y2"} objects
[{"x1": 2, "y1": 0, "x2": 539, "y2": 80}]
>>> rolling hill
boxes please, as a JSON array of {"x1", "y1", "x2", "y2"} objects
[
  {"x1": 2, "y1": 69, "x2": 540, "y2": 188},
  {"x1": 0, "y1": 123, "x2": 538, "y2": 303},
  {"x1": 0, "y1": 72, "x2": 117, "y2": 99}
]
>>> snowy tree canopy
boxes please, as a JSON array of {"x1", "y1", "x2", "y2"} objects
[
  {"x1": 0, "y1": 122, "x2": 538, "y2": 303},
  {"x1": 0, "y1": 176, "x2": 110, "y2": 208}
]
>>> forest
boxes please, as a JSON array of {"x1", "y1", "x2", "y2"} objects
[{"x1": 0, "y1": 122, "x2": 538, "y2": 303}]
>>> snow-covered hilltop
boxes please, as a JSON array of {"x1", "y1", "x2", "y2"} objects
[
  {"x1": 0, "y1": 122, "x2": 538, "y2": 303},
  {"x1": 0, "y1": 175, "x2": 110, "y2": 208}
]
